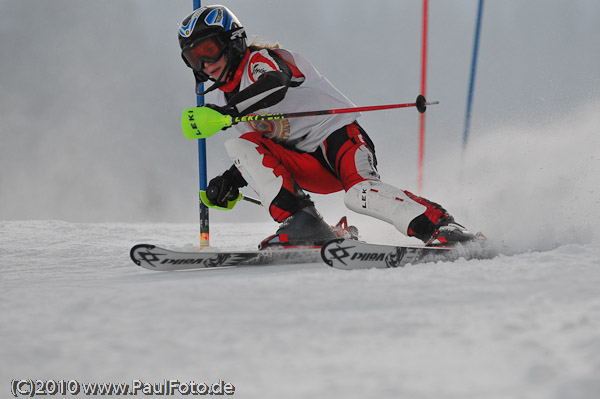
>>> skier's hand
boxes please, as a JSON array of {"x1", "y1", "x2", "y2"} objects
[
  {"x1": 205, "y1": 167, "x2": 247, "y2": 208},
  {"x1": 206, "y1": 175, "x2": 239, "y2": 208},
  {"x1": 200, "y1": 189, "x2": 241, "y2": 210}
]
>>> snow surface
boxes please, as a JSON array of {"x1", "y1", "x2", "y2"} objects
[{"x1": 2, "y1": 220, "x2": 600, "y2": 399}]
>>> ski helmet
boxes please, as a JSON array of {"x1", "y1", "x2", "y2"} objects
[{"x1": 178, "y1": 5, "x2": 247, "y2": 94}]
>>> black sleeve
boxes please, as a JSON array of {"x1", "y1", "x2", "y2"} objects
[
  {"x1": 224, "y1": 164, "x2": 247, "y2": 188},
  {"x1": 225, "y1": 51, "x2": 292, "y2": 116}
]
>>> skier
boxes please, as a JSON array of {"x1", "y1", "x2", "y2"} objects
[{"x1": 178, "y1": 5, "x2": 475, "y2": 249}]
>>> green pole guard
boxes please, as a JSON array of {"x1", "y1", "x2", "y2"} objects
[
  {"x1": 182, "y1": 107, "x2": 233, "y2": 139},
  {"x1": 199, "y1": 190, "x2": 242, "y2": 211}
]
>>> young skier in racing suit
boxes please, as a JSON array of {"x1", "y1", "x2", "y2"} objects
[{"x1": 178, "y1": 5, "x2": 475, "y2": 248}]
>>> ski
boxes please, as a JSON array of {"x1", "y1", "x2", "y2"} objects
[
  {"x1": 130, "y1": 244, "x2": 321, "y2": 272},
  {"x1": 320, "y1": 238, "x2": 496, "y2": 270}
]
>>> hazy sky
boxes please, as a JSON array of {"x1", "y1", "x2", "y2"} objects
[{"x1": 1, "y1": 0, "x2": 599, "y2": 225}]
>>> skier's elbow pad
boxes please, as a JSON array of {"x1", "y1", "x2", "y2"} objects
[
  {"x1": 228, "y1": 71, "x2": 291, "y2": 115},
  {"x1": 261, "y1": 70, "x2": 291, "y2": 88},
  {"x1": 259, "y1": 71, "x2": 290, "y2": 103}
]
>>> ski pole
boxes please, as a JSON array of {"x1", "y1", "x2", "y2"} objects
[
  {"x1": 241, "y1": 194, "x2": 262, "y2": 206},
  {"x1": 182, "y1": 95, "x2": 439, "y2": 139}
]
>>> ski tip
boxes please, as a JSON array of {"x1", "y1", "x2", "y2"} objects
[
  {"x1": 130, "y1": 244, "x2": 156, "y2": 266},
  {"x1": 320, "y1": 238, "x2": 348, "y2": 267}
]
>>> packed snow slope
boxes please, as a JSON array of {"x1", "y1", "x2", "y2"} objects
[
  {"x1": 2, "y1": 103, "x2": 600, "y2": 399},
  {"x1": 2, "y1": 219, "x2": 600, "y2": 399}
]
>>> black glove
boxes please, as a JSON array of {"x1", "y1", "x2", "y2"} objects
[{"x1": 206, "y1": 166, "x2": 247, "y2": 208}]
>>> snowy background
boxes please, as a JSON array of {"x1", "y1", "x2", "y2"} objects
[{"x1": 2, "y1": 1, "x2": 600, "y2": 398}]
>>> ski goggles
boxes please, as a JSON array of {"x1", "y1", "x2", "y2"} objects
[{"x1": 182, "y1": 36, "x2": 226, "y2": 70}]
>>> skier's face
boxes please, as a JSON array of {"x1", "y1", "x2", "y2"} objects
[{"x1": 202, "y1": 55, "x2": 227, "y2": 79}]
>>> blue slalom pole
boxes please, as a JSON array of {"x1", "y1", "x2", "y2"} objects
[
  {"x1": 463, "y1": 0, "x2": 484, "y2": 151},
  {"x1": 193, "y1": 0, "x2": 209, "y2": 247}
]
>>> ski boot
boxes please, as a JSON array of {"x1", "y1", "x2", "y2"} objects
[
  {"x1": 259, "y1": 206, "x2": 338, "y2": 250},
  {"x1": 425, "y1": 220, "x2": 479, "y2": 247},
  {"x1": 331, "y1": 216, "x2": 360, "y2": 240},
  {"x1": 426, "y1": 220, "x2": 496, "y2": 261}
]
